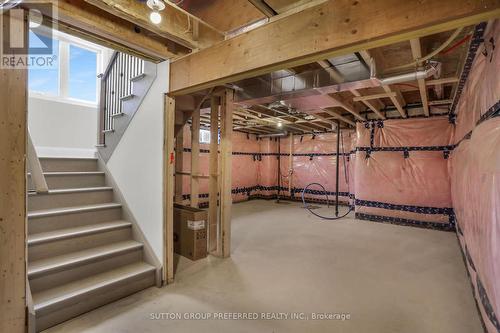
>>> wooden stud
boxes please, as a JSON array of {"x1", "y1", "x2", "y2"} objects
[
  {"x1": 208, "y1": 96, "x2": 219, "y2": 253},
  {"x1": 288, "y1": 133, "x2": 294, "y2": 194},
  {"x1": 190, "y1": 108, "x2": 200, "y2": 208},
  {"x1": 174, "y1": 122, "x2": 184, "y2": 203},
  {"x1": 0, "y1": 12, "x2": 27, "y2": 332},
  {"x1": 219, "y1": 89, "x2": 233, "y2": 258},
  {"x1": 163, "y1": 95, "x2": 175, "y2": 284}
]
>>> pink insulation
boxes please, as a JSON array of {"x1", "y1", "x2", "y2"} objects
[
  {"x1": 180, "y1": 127, "x2": 354, "y2": 205},
  {"x1": 449, "y1": 20, "x2": 500, "y2": 333},
  {"x1": 354, "y1": 117, "x2": 454, "y2": 227}
]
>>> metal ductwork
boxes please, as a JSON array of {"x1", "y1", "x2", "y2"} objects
[
  {"x1": 373, "y1": 60, "x2": 440, "y2": 86},
  {"x1": 257, "y1": 132, "x2": 288, "y2": 138}
]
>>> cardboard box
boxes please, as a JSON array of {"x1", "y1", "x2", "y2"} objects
[{"x1": 173, "y1": 204, "x2": 208, "y2": 260}]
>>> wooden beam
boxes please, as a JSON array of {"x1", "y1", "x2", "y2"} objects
[
  {"x1": 382, "y1": 86, "x2": 406, "y2": 118},
  {"x1": 352, "y1": 92, "x2": 396, "y2": 102},
  {"x1": 28, "y1": 0, "x2": 180, "y2": 60},
  {"x1": 248, "y1": 0, "x2": 276, "y2": 17},
  {"x1": 83, "y1": 0, "x2": 223, "y2": 50},
  {"x1": 410, "y1": 38, "x2": 430, "y2": 116},
  {"x1": 426, "y1": 77, "x2": 458, "y2": 86},
  {"x1": 321, "y1": 109, "x2": 355, "y2": 127},
  {"x1": 190, "y1": 109, "x2": 200, "y2": 207},
  {"x1": 169, "y1": 0, "x2": 500, "y2": 95},
  {"x1": 219, "y1": 89, "x2": 233, "y2": 258},
  {"x1": 208, "y1": 97, "x2": 219, "y2": 254},
  {"x1": 163, "y1": 95, "x2": 175, "y2": 284},
  {"x1": 350, "y1": 89, "x2": 385, "y2": 119},
  {"x1": 325, "y1": 94, "x2": 365, "y2": 121},
  {"x1": 0, "y1": 11, "x2": 27, "y2": 332}
]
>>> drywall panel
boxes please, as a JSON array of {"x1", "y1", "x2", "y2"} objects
[{"x1": 107, "y1": 61, "x2": 169, "y2": 261}]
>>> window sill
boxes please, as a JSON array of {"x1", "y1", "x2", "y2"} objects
[{"x1": 29, "y1": 93, "x2": 98, "y2": 109}]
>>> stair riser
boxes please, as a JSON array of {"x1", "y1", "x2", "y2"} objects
[
  {"x1": 35, "y1": 270, "x2": 155, "y2": 331},
  {"x1": 39, "y1": 159, "x2": 98, "y2": 172},
  {"x1": 29, "y1": 228, "x2": 131, "y2": 261},
  {"x1": 28, "y1": 174, "x2": 105, "y2": 190},
  {"x1": 28, "y1": 190, "x2": 114, "y2": 211},
  {"x1": 28, "y1": 207, "x2": 122, "y2": 235},
  {"x1": 30, "y1": 249, "x2": 143, "y2": 293}
]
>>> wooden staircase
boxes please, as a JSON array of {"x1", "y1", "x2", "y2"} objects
[{"x1": 28, "y1": 157, "x2": 156, "y2": 331}]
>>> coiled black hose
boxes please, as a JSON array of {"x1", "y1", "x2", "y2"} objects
[{"x1": 301, "y1": 183, "x2": 352, "y2": 220}]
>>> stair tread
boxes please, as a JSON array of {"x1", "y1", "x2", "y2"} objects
[
  {"x1": 28, "y1": 187, "x2": 113, "y2": 196},
  {"x1": 28, "y1": 171, "x2": 105, "y2": 176},
  {"x1": 28, "y1": 240, "x2": 143, "y2": 277},
  {"x1": 28, "y1": 220, "x2": 132, "y2": 245},
  {"x1": 28, "y1": 202, "x2": 122, "y2": 218},
  {"x1": 33, "y1": 262, "x2": 155, "y2": 312},
  {"x1": 39, "y1": 157, "x2": 98, "y2": 160}
]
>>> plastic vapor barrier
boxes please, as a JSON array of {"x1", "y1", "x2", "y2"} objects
[
  {"x1": 449, "y1": 20, "x2": 500, "y2": 333},
  {"x1": 354, "y1": 117, "x2": 454, "y2": 230}
]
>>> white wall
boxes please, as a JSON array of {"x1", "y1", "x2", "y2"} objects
[
  {"x1": 106, "y1": 61, "x2": 169, "y2": 261},
  {"x1": 28, "y1": 96, "x2": 98, "y2": 158}
]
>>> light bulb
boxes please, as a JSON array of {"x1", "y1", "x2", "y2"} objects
[
  {"x1": 150, "y1": 11, "x2": 161, "y2": 24},
  {"x1": 277, "y1": 122, "x2": 283, "y2": 128}
]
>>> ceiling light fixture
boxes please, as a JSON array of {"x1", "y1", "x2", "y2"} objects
[{"x1": 147, "y1": 0, "x2": 165, "y2": 25}]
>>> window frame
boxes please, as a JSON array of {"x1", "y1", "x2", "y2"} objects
[{"x1": 29, "y1": 29, "x2": 104, "y2": 107}]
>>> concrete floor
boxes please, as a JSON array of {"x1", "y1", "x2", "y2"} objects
[{"x1": 45, "y1": 200, "x2": 482, "y2": 333}]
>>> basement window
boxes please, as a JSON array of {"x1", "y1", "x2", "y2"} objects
[
  {"x1": 200, "y1": 129, "x2": 211, "y2": 144},
  {"x1": 28, "y1": 29, "x2": 104, "y2": 106}
]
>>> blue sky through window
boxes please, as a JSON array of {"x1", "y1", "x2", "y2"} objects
[
  {"x1": 69, "y1": 45, "x2": 97, "y2": 102},
  {"x1": 28, "y1": 31, "x2": 59, "y2": 95}
]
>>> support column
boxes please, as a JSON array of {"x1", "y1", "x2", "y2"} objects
[
  {"x1": 163, "y1": 95, "x2": 175, "y2": 284},
  {"x1": 219, "y1": 89, "x2": 233, "y2": 258},
  {"x1": 288, "y1": 133, "x2": 293, "y2": 195},
  {"x1": 208, "y1": 96, "x2": 219, "y2": 253},
  {"x1": 0, "y1": 10, "x2": 27, "y2": 333},
  {"x1": 190, "y1": 108, "x2": 200, "y2": 208}
]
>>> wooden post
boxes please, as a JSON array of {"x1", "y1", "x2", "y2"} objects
[
  {"x1": 208, "y1": 96, "x2": 219, "y2": 253},
  {"x1": 163, "y1": 95, "x2": 175, "y2": 284},
  {"x1": 288, "y1": 133, "x2": 293, "y2": 195},
  {"x1": 27, "y1": 130, "x2": 48, "y2": 193},
  {"x1": 190, "y1": 108, "x2": 200, "y2": 208},
  {"x1": 219, "y1": 89, "x2": 233, "y2": 258},
  {"x1": 0, "y1": 10, "x2": 27, "y2": 333},
  {"x1": 174, "y1": 117, "x2": 184, "y2": 204}
]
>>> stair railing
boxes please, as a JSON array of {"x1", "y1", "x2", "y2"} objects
[
  {"x1": 27, "y1": 129, "x2": 48, "y2": 193},
  {"x1": 98, "y1": 51, "x2": 145, "y2": 145}
]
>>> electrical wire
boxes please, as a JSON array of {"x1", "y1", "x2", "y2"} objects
[{"x1": 388, "y1": 27, "x2": 463, "y2": 71}]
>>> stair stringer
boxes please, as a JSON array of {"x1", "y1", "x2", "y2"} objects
[{"x1": 98, "y1": 61, "x2": 157, "y2": 162}]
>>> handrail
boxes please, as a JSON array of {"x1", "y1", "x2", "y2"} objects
[{"x1": 27, "y1": 130, "x2": 48, "y2": 193}]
